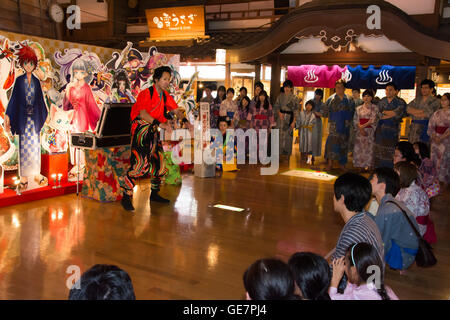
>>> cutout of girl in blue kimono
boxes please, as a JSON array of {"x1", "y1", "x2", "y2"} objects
[{"x1": 4, "y1": 43, "x2": 48, "y2": 190}]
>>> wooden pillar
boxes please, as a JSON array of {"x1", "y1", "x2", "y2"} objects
[
  {"x1": 270, "y1": 55, "x2": 281, "y2": 105},
  {"x1": 415, "y1": 65, "x2": 428, "y2": 99},
  {"x1": 255, "y1": 63, "x2": 261, "y2": 82},
  {"x1": 225, "y1": 63, "x2": 231, "y2": 88}
]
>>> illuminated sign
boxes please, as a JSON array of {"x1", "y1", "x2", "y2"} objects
[{"x1": 145, "y1": 6, "x2": 205, "y2": 40}]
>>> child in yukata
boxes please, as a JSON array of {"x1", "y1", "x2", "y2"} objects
[{"x1": 296, "y1": 100, "x2": 316, "y2": 166}]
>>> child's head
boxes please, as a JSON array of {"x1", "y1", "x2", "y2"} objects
[
  {"x1": 305, "y1": 100, "x2": 315, "y2": 112},
  {"x1": 239, "y1": 86, "x2": 247, "y2": 97},
  {"x1": 362, "y1": 89, "x2": 374, "y2": 103},
  {"x1": 394, "y1": 161, "x2": 418, "y2": 189},
  {"x1": 218, "y1": 117, "x2": 229, "y2": 134},
  {"x1": 68, "y1": 264, "x2": 135, "y2": 300},
  {"x1": 288, "y1": 252, "x2": 331, "y2": 300},
  {"x1": 333, "y1": 173, "x2": 372, "y2": 215},
  {"x1": 240, "y1": 96, "x2": 250, "y2": 109},
  {"x1": 217, "y1": 86, "x2": 226, "y2": 100},
  {"x1": 413, "y1": 141, "x2": 430, "y2": 160},
  {"x1": 395, "y1": 141, "x2": 421, "y2": 166},
  {"x1": 344, "y1": 243, "x2": 390, "y2": 300},
  {"x1": 226, "y1": 87, "x2": 235, "y2": 100},
  {"x1": 243, "y1": 258, "x2": 298, "y2": 300}
]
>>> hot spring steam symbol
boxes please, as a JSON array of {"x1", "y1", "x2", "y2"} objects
[{"x1": 376, "y1": 69, "x2": 393, "y2": 85}]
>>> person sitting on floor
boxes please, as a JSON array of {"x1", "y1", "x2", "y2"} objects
[
  {"x1": 369, "y1": 167, "x2": 420, "y2": 273},
  {"x1": 330, "y1": 243, "x2": 399, "y2": 300},
  {"x1": 243, "y1": 258, "x2": 300, "y2": 300},
  {"x1": 330, "y1": 173, "x2": 384, "y2": 263},
  {"x1": 394, "y1": 141, "x2": 421, "y2": 167},
  {"x1": 212, "y1": 116, "x2": 237, "y2": 175},
  {"x1": 288, "y1": 252, "x2": 331, "y2": 300},
  {"x1": 394, "y1": 161, "x2": 436, "y2": 244},
  {"x1": 330, "y1": 172, "x2": 384, "y2": 292},
  {"x1": 68, "y1": 264, "x2": 135, "y2": 300},
  {"x1": 414, "y1": 141, "x2": 441, "y2": 198}
]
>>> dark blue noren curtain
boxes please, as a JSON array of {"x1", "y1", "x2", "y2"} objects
[{"x1": 345, "y1": 65, "x2": 416, "y2": 90}]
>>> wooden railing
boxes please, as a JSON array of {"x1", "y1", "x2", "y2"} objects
[{"x1": 127, "y1": 6, "x2": 295, "y2": 26}]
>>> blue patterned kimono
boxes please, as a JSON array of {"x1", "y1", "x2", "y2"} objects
[
  {"x1": 6, "y1": 74, "x2": 47, "y2": 177},
  {"x1": 322, "y1": 94, "x2": 355, "y2": 165},
  {"x1": 373, "y1": 96, "x2": 406, "y2": 168}
]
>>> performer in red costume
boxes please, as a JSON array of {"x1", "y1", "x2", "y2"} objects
[{"x1": 120, "y1": 66, "x2": 183, "y2": 211}]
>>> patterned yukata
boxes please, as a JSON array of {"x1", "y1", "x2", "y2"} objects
[
  {"x1": 428, "y1": 108, "x2": 450, "y2": 184},
  {"x1": 311, "y1": 99, "x2": 324, "y2": 157},
  {"x1": 322, "y1": 94, "x2": 355, "y2": 165},
  {"x1": 417, "y1": 157, "x2": 441, "y2": 198},
  {"x1": 249, "y1": 103, "x2": 275, "y2": 155},
  {"x1": 395, "y1": 181, "x2": 436, "y2": 244},
  {"x1": 6, "y1": 74, "x2": 47, "y2": 178},
  {"x1": 220, "y1": 99, "x2": 239, "y2": 127},
  {"x1": 273, "y1": 92, "x2": 299, "y2": 156},
  {"x1": 407, "y1": 95, "x2": 440, "y2": 144},
  {"x1": 352, "y1": 103, "x2": 378, "y2": 168},
  {"x1": 236, "y1": 105, "x2": 252, "y2": 130},
  {"x1": 348, "y1": 97, "x2": 363, "y2": 153},
  {"x1": 296, "y1": 110, "x2": 315, "y2": 154},
  {"x1": 373, "y1": 97, "x2": 406, "y2": 168},
  {"x1": 210, "y1": 98, "x2": 222, "y2": 129}
]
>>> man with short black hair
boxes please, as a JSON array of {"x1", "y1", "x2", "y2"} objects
[
  {"x1": 200, "y1": 86, "x2": 214, "y2": 104},
  {"x1": 274, "y1": 80, "x2": 299, "y2": 157},
  {"x1": 330, "y1": 172, "x2": 383, "y2": 263},
  {"x1": 322, "y1": 80, "x2": 355, "y2": 171},
  {"x1": 407, "y1": 79, "x2": 440, "y2": 144},
  {"x1": 369, "y1": 167, "x2": 419, "y2": 272},
  {"x1": 120, "y1": 66, "x2": 183, "y2": 211},
  {"x1": 69, "y1": 264, "x2": 136, "y2": 300}
]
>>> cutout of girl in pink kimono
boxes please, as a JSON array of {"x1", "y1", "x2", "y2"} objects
[{"x1": 63, "y1": 59, "x2": 101, "y2": 132}]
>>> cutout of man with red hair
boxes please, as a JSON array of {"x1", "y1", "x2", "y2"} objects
[{"x1": 4, "y1": 42, "x2": 48, "y2": 190}]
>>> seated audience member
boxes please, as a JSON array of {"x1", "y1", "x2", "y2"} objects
[
  {"x1": 414, "y1": 141, "x2": 441, "y2": 198},
  {"x1": 330, "y1": 173, "x2": 384, "y2": 263},
  {"x1": 394, "y1": 141, "x2": 421, "y2": 167},
  {"x1": 369, "y1": 168, "x2": 420, "y2": 272},
  {"x1": 288, "y1": 252, "x2": 331, "y2": 300},
  {"x1": 212, "y1": 116, "x2": 237, "y2": 174},
  {"x1": 243, "y1": 258, "x2": 300, "y2": 300},
  {"x1": 394, "y1": 161, "x2": 436, "y2": 244},
  {"x1": 68, "y1": 264, "x2": 135, "y2": 300},
  {"x1": 330, "y1": 243, "x2": 399, "y2": 300}
]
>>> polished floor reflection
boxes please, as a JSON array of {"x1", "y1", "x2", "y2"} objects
[{"x1": 0, "y1": 157, "x2": 449, "y2": 300}]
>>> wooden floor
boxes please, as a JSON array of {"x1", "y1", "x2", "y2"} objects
[{"x1": 0, "y1": 152, "x2": 449, "y2": 300}]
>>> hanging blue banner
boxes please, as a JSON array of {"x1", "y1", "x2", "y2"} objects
[{"x1": 344, "y1": 65, "x2": 416, "y2": 90}]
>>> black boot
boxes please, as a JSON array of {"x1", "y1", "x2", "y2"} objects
[
  {"x1": 150, "y1": 190, "x2": 170, "y2": 203},
  {"x1": 121, "y1": 193, "x2": 135, "y2": 211}
]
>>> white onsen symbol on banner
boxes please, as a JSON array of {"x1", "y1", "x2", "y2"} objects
[
  {"x1": 304, "y1": 69, "x2": 319, "y2": 83},
  {"x1": 376, "y1": 69, "x2": 393, "y2": 85},
  {"x1": 341, "y1": 69, "x2": 352, "y2": 82}
]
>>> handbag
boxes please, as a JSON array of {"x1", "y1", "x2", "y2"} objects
[{"x1": 386, "y1": 201, "x2": 437, "y2": 267}]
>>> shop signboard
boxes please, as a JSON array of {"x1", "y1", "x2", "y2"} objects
[{"x1": 145, "y1": 6, "x2": 205, "y2": 40}]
